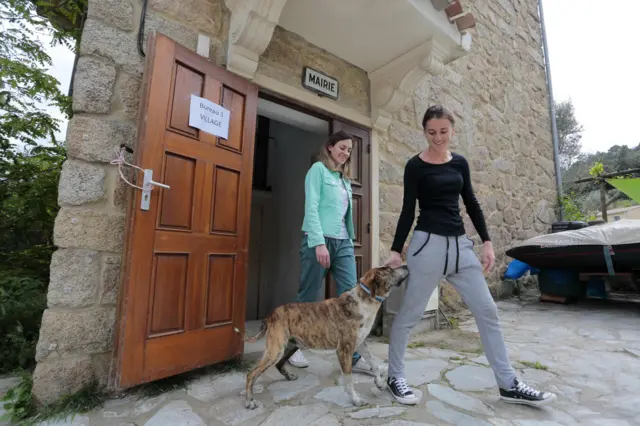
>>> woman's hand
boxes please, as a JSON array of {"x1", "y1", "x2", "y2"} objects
[
  {"x1": 316, "y1": 244, "x2": 331, "y2": 268},
  {"x1": 383, "y1": 251, "x2": 403, "y2": 268},
  {"x1": 482, "y1": 241, "x2": 495, "y2": 274}
]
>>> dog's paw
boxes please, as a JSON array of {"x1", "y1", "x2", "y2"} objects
[
  {"x1": 284, "y1": 372, "x2": 298, "y2": 381},
  {"x1": 351, "y1": 395, "x2": 367, "y2": 407},
  {"x1": 374, "y1": 376, "x2": 385, "y2": 390},
  {"x1": 245, "y1": 399, "x2": 258, "y2": 410}
]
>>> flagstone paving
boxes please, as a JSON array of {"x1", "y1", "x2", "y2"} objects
[{"x1": 4, "y1": 296, "x2": 640, "y2": 425}]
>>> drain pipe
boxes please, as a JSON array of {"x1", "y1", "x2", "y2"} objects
[{"x1": 538, "y1": 0, "x2": 564, "y2": 220}]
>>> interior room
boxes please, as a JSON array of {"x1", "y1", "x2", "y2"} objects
[{"x1": 245, "y1": 97, "x2": 330, "y2": 325}]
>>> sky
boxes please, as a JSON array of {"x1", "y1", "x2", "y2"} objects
[
  {"x1": 542, "y1": 0, "x2": 640, "y2": 154},
  {"x1": 37, "y1": 1, "x2": 640, "y2": 155}
]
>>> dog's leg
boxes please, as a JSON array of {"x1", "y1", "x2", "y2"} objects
[
  {"x1": 275, "y1": 339, "x2": 299, "y2": 381},
  {"x1": 337, "y1": 343, "x2": 366, "y2": 407},
  {"x1": 357, "y1": 341, "x2": 384, "y2": 390},
  {"x1": 245, "y1": 330, "x2": 285, "y2": 410}
]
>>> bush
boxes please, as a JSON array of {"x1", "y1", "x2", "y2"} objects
[{"x1": 0, "y1": 272, "x2": 48, "y2": 374}]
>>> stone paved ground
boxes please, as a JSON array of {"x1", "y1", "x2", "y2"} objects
[{"x1": 3, "y1": 296, "x2": 640, "y2": 425}]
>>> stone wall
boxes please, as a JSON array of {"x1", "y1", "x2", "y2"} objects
[
  {"x1": 377, "y1": 0, "x2": 557, "y2": 295},
  {"x1": 33, "y1": 0, "x2": 371, "y2": 405}
]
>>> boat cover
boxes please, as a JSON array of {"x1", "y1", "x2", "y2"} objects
[{"x1": 511, "y1": 219, "x2": 640, "y2": 248}]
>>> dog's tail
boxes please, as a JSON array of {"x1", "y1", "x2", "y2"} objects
[{"x1": 236, "y1": 320, "x2": 267, "y2": 343}]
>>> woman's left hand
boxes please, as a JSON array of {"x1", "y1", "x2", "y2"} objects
[{"x1": 482, "y1": 241, "x2": 495, "y2": 274}]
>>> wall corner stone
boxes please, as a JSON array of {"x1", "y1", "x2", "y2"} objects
[
  {"x1": 72, "y1": 55, "x2": 117, "y2": 114},
  {"x1": 48, "y1": 249, "x2": 101, "y2": 308},
  {"x1": 58, "y1": 159, "x2": 107, "y2": 206}
]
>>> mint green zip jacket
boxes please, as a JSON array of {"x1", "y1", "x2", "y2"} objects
[{"x1": 302, "y1": 161, "x2": 355, "y2": 248}]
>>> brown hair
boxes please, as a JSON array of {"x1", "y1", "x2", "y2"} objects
[
  {"x1": 421, "y1": 105, "x2": 456, "y2": 129},
  {"x1": 317, "y1": 130, "x2": 353, "y2": 179}
]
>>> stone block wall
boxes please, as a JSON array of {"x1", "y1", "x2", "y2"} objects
[
  {"x1": 33, "y1": 0, "x2": 372, "y2": 405},
  {"x1": 32, "y1": 0, "x2": 233, "y2": 405},
  {"x1": 377, "y1": 0, "x2": 557, "y2": 293}
]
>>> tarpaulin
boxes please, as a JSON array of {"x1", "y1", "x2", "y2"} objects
[{"x1": 606, "y1": 178, "x2": 640, "y2": 203}]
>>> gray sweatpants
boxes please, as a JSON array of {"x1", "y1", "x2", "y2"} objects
[{"x1": 388, "y1": 231, "x2": 517, "y2": 390}]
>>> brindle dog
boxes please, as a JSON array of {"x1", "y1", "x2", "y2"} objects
[{"x1": 243, "y1": 265, "x2": 409, "y2": 409}]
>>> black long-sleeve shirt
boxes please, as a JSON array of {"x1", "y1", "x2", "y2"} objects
[{"x1": 390, "y1": 153, "x2": 490, "y2": 253}]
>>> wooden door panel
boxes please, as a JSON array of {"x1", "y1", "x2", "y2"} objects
[
  {"x1": 349, "y1": 133, "x2": 363, "y2": 187},
  {"x1": 116, "y1": 32, "x2": 258, "y2": 388},
  {"x1": 148, "y1": 253, "x2": 188, "y2": 335},
  {"x1": 220, "y1": 88, "x2": 245, "y2": 152},
  {"x1": 158, "y1": 153, "x2": 196, "y2": 230},
  {"x1": 206, "y1": 254, "x2": 235, "y2": 325},
  {"x1": 211, "y1": 166, "x2": 240, "y2": 234},
  {"x1": 169, "y1": 64, "x2": 204, "y2": 137},
  {"x1": 352, "y1": 194, "x2": 362, "y2": 248}
]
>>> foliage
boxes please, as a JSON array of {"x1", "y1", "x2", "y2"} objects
[
  {"x1": 589, "y1": 161, "x2": 605, "y2": 177},
  {"x1": 559, "y1": 193, "x2": 587, "y2": 221},
  {"x1": 2, "y1": 374, "x2": 104, "y2": 425},
  {"x1": 555, "y1": 99, "x2": 583, "y2": 170},
  {"x1": 0, "y1": 0, "x2": 86, "y2": 158},
  {"x1": 562, "y1": 143, "x2": 640, "y2": 212},
  {"x1": 0, "y1": 0, "x2": 84, "y2": 380}
]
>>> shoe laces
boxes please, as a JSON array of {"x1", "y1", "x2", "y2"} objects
[
  {"x1": 393, "y1": 378, "x2": 412, "y2": 395},
  {"x1": 516, "y1": 380, "x2": 540, "y2": 397}
]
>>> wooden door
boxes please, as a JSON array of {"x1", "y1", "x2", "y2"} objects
[
  {"x1": 115, "y1": 32, "x2": 258, "y2": 388},
  {"x1": 326, "y1": 120, "x2": 372, "y2": 298}
]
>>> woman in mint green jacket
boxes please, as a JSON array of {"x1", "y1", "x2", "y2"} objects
[{"x1": 287, "y1": 130, "x2": 376, "y2": 377}]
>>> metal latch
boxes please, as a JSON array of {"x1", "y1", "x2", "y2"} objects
[{"x1": 141, "y1": 169, "x2": 170, "y2": 211}]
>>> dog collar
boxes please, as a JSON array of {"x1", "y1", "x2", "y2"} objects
[{"x1": 359, "y1": 281, "x2": 385, "y2": 303}]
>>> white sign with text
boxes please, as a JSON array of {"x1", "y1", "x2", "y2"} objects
[{"x1": 188, "y1": 95, "x2": 230, "y2": 139}]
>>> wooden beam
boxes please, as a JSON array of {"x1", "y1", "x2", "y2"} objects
[{"x1": 571, "y1": 167, "x2": 640, "y2": 184}]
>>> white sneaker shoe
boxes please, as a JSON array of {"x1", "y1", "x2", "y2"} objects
[{"x1": 288, "y1": 349, "x2": 309, "y2": 368}]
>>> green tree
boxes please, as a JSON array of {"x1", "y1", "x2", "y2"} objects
[
  {"x1": 0, "y1": 0, "x2": 85, "y2": 374},
  {"x1": 555, "y1": 99, "x2": 584, "y2": 170}
]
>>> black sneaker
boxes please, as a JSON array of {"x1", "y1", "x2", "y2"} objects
[
  {"x1": 387, "y1": 377, "x2": 419, "y2": 405},
  {"x1": 499, "y1": 379, "x2": 557, "y2": 407}
]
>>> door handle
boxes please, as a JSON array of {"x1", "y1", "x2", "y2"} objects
[{"x1": 141, "y1": 169, "x2": 170, "y2": 211}]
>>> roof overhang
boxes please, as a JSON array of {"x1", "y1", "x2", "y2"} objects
[{"x1": 224, "y1": 0, "x2": 475, "y2": 130}]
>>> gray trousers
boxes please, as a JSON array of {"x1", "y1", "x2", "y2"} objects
[{"x1": 387, "y1": 231, "x2": 517, "y2": 390}]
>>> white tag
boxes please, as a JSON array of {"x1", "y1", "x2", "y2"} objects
[{"x1": 189, "y1": 95, "x2": 230, "y2": 139}]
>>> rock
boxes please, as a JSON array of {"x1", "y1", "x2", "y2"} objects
[
  {"x1": 58, "y1": 160, "x2": 106, "y2": 206},
  {"x1": 47, "y1": 249, "x2": 100, "y2": 308},
  {"x1": 102, "y1": 394, "x2": 168, "y2": 418},
  {"x1": 187, "y1": 371, "x2": 245, "y2": 402},
  {"x1": 313, "y1": 386, "x2": 355, "y2": 408},
  {"x1": 116, "y1": 73, "x2": 142, "y2": 119},
  {"x1": 260, "y1": 404, "x2": 329, "y2": 426},
  {"x1": 100, "y1": 255, "x2": 121, "y2": 305},
  {"x1": 404, "y1": 358, "x2": 449, "y2": 387},
  {"x1": 31, "y1": 356, "x2": 96, "y2": 406},
  {"x1": 268, "y1": 373, "x2": 319, "y2": 402},
  {"x1": 66, "y1": 115, "x2": 137, "y2": 163},
  {"x1": 36, "y1": 308, "x2": 115, "y2": 361},
  {"x1": 37, "y1": 414, "x2": 92, "y2": 425},
  {"x1": 144, "y1": 400, "x2": 205, "y2": 425},
  {"x1": 209, "y1": 396, "x2": 266, "y2": 426},
  {"x1": 520, "y1": 368, "x2": 556, "y2": 385},
  {"x1": 80, "y1": 19, "x2": 143, "y2": 75},
  {"x1": 445, "y1": 365, "x2": 497, "y2": 391},
  {"x1": 87, "y1": 0, "x2": 133, "y2": 31},
  {"x1": 427, "y1": 383, "x2": 494, "y2": 415},
  {"x1": 72, "y1": 56, "x2": 116, "y2": 114},
  {"x1": 310, "y1": 413, "x2": 342, "y2": 426},
  {"x1": 148, "y1": 0, "x2": 229, "y2": 35},
  {"x1": 54, "y1": 208, "x2": 125, "y2": 252},
  {"x1": 426, "y1": 400, "x2": 492, "y2": 426},
  {"x1": 349, "y1": 407, "x2": 406, "y2": 419},
  {"x1": 382, "y1": 422, "x2": 435, "y2": 426},
  {"x1": 472, "y1": 355, "x2": 490, "y2": 366}
]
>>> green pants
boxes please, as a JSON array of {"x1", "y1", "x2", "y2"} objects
[{"x1": 296, "y1": 234, "x2": 361, "y2": 364}]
